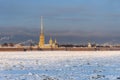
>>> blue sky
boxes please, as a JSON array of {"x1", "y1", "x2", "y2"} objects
[{"x1": 0, "y1": 0, "x2": 120, "y2": 37}]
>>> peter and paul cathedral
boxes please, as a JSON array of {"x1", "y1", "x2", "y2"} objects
[{"x1": 39, "y1": 16, "x2": 58, "y2": 48}]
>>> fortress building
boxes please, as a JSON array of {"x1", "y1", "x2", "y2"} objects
[{"x1": 38, "y1": 16, "x2": 58, "y2": 48}]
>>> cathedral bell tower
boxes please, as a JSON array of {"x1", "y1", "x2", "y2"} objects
[{"x1": 39, "y1": 16, "x2": 45, "y2": 48}]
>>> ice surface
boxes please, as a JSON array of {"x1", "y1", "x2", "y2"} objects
[{"x1": 0, "y1": 51, "x2": 120, "y2": 80}]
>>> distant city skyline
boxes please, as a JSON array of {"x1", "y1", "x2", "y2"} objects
[{"x1": 0, "y1": 0, "x2": 120, "y2": 44}]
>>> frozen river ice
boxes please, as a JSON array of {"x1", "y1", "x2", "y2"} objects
[{"x1": 0, "y1": 51, "x2": 120, "y2": 80}]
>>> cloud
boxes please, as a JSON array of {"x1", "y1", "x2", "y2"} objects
[
  {"x1": 0, "y1": 0, "x2": 120, "y2": 38},
  {"x1": 45, "y1": 29, "x2": 120, "y2": 38},
  {"x1": 54, "y1": 17, "x2": 90, "y2": 22},
  {"x1": 0, "y1": 36, "x2": 11, "y2": 41}
]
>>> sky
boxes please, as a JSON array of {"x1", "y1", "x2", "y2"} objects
[{"x1": 0, "y1": 0, "x2": 120, "y2": 43}]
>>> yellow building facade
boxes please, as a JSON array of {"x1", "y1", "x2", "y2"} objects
[
  {"x1": 39, "y1": 33, "x2": 45, "y2": 48},
  {"x1": 38, "y1": 16, "x2": 58, "y2": 48}
]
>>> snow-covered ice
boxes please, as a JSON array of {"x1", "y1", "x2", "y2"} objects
[{"x1": 0, "y1": 51, "x2": 120, "y2": 80}]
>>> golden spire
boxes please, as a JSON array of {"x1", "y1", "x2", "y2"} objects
[
  {"x1": 40, "y1": 16, "x2": 44, "y2": 34},
  {"x1": 39, "y1": 16, "x2": 45, "y2": 48}
]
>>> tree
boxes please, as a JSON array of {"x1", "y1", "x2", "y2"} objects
[{"x1": 2, "y1": 43, "x2": 8, "y2": 47}]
